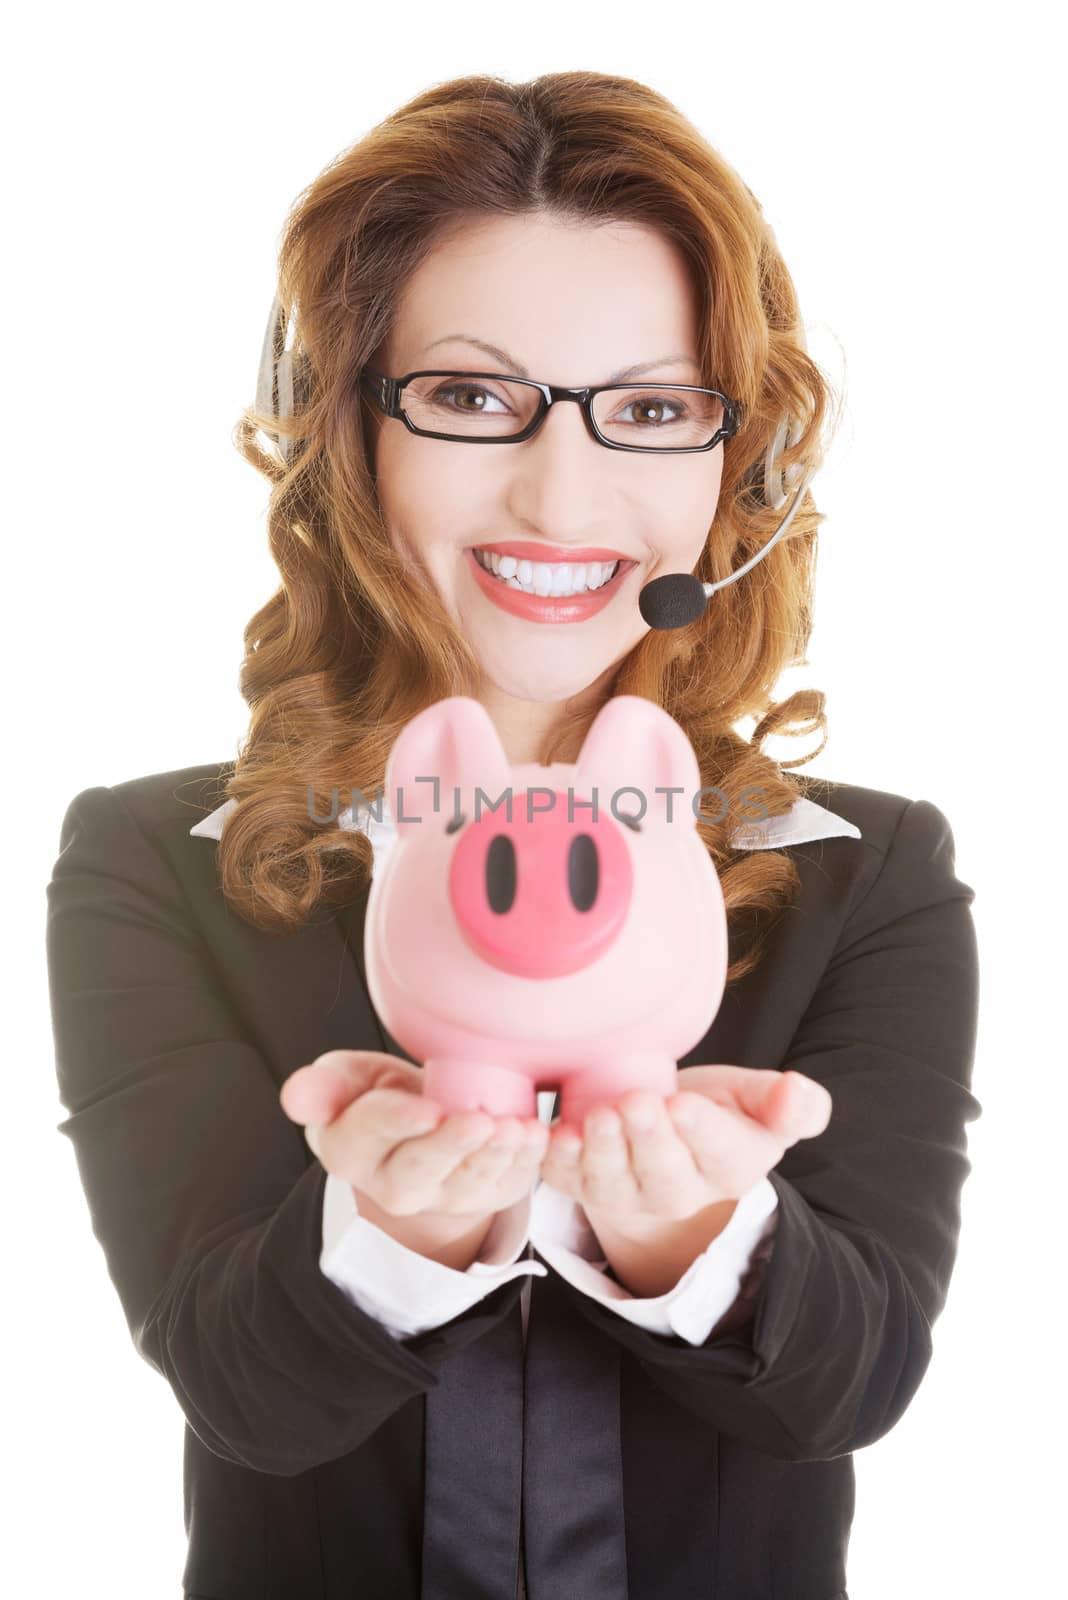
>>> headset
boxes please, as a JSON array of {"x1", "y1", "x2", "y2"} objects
[{"x1": 255, "y1": 294, "x2": 820, "y2": 630}]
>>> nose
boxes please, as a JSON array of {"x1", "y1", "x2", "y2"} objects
[{"x1": 447, "y1": 792, "x2": 634, "y2": 978}]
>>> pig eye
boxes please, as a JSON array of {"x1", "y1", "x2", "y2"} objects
[
  {"x1": 445, "y1": 814, "x2": 465, "y2": 834},
  {"x1": 486, "y1": 833, "x2": 517, "y2": 913},
  {"x1": 568, "y1": 833, "x2": 599, "y2": 912},
  {"x1": 618, "y1": 814, "x2": 642, "y2": 833}
]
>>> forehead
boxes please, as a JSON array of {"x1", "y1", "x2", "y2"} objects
[{"x1": 390, "y1": 214, "x2": 701, "y2": 377}]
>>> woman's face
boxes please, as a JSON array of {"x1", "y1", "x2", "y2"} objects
[{"x1": 369, "y1": 213, "x2": 724, "y2": 716}]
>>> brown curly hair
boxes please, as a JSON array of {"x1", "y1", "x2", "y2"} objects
[{"x1": 220, "y1": 69, "x2": 843, "y2": 989}]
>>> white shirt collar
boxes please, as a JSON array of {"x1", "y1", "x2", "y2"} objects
[{"x1": 190, "y1": 788, "x2": 861, "y2": 873}]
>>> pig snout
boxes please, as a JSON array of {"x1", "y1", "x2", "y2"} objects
[{"x1": 446, "y1": 793, "x2": 634, "y2": 980}]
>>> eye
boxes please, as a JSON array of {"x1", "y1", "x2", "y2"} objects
[
  {"x1": 612, "y1": 392, "x2": 689, "y2": 428},
  {"x1": 432, "y1": 382, "x2": 510, "y2": 414}
]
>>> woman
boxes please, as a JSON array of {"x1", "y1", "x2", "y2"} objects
[{"x1": 46, "y1": 70, "x2": 981, "y2": 1600}]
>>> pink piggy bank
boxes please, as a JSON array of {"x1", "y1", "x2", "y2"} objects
[{"x1": 363, "y1": 694, "x2": 728, "y2": 1131}]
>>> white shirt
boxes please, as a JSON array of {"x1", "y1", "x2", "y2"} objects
[{"x1": 190, "y1": 785, "x2": 861, "y2": 1348}]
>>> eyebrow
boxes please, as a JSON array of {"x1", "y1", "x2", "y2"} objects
[{"x1": 421, "y1": 334, "x2": 701, "y2": 385}]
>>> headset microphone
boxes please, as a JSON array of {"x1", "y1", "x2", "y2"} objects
[{"x1": 637, "y1": 451, "x2": 817, "y2": 631}]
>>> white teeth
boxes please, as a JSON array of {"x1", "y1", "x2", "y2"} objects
[{"x1": 474, "y1": 549, "x2": 621, "y2": 596}]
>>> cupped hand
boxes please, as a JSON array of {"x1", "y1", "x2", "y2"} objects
[
  {"x1": 279, "y1": 1050, "x2": 549, "y2": 1221},
  {"x1": 539, "y1": 1065, "x2": 833, "y2": 1227}
]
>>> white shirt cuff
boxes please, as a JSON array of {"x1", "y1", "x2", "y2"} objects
[
  {"x1": 529, "y1": 1175, "x2": 780, "y2": 1345},
  {"x1": 320, "y1": 1161, "x2": 779, "y2": 1349},
  {"x1": 319, "y1": 1172, "x2": 546, "y2": 1340}
]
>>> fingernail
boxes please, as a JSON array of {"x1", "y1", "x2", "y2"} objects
[{"x1": 305, "y1": 1124, "x2": 323, "y2": 1158}]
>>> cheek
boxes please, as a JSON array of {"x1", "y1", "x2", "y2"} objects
[
  {"x1": 378, "y1": 435, "x2": 479, "y2": 531},
  {"x1": 673, "y1": 462, "x2": 724, "y2": 555},
  {"x1": 695, "y1": 455, "x2": 725, "y2": 513}
]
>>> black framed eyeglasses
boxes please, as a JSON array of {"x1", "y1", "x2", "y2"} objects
[{"x1": 358, "y1": 369, "x2": 741, "y2": 455}]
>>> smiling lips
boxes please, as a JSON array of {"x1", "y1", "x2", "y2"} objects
[
  {"x1": 474, "y1": 546, "x2": 623, "y2": 598},
  {"x1": 468, "y1": 538, "x2": 640, "y2": 604},
  {"x1": 466, "y1": 545, "x2": 637, "y2": 623}
]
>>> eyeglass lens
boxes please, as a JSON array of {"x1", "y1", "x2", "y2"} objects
[{"x1": 400, "y1": 374, "x2": 724, "y2": 448}]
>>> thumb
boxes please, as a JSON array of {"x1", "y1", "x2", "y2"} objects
[
  {"x1": 279, "y1": 1049, "x2": 421, "y2": 1127},
  {"x1": 767, "y1": 1071, "x2": 833, "y2": 1143}
]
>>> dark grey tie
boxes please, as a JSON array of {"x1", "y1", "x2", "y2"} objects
[
  {"x1": 520, "y1": 1263, "x2": 629, "y2": 1598},
  {"x1": 421, "y1": 1288, "x2": 526, "y2": 1598},
  {"x1": 420, "y1": 1264, "x2": 629, "y2": 1598}
]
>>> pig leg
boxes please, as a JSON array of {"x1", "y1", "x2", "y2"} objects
[
  {"x1": 422, "y1": 1056, "x2": 538, "y2": 1120},
  {"x1": 557, "y1": 1055, "x2": 679, "y2": 1131}
]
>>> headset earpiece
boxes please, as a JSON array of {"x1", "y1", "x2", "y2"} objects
[
  {"x1": 763, "y1": 416, "x2": 806, "y2": 511},
  {"x1": 256, "y1": 295, "x2": 307, "y2": 465}
]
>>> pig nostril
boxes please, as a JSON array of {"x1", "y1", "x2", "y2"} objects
[
  {"x1": 568, "y1": 833, "x2": 599, "y2": 912},
  {"x1": 485, "y1": 833, "x2": 517, "y2": 913}
]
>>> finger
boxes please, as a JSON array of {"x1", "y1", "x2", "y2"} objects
[
  {"x1": 668, "y1": 1092, "x2": 782, "y2": 1196},
  {"x1": 280, "y1": 1050, "x2": 423, "y2": 1125},
  {"x1": 377, "y1": 1111, "x2": 530, "y2": 1214},
  {"x1": 539, "y1": 1127, "x2": 585, "y2": 1200},
  {"x1": 579, "y1": 1107, "x2": 640, "y2": 1211},
  {"x1": 441, "y1": 1119, "x2": 546, "y2": 1205},
  {"x1": 617, "y1": 1093, "x2": 705, "y2": 1211}
]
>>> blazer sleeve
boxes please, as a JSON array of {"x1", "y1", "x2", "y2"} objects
[
  {"x1": 542, "y1": 796, "x2": 982, "y2": 1463},
  {"x1": 45, "y1": 783, "x2": 526, "y2": 1478}
]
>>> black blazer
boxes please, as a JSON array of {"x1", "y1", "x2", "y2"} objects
[{"x1": 45, "y1": 762, "x2": 981, "y2": 1600}]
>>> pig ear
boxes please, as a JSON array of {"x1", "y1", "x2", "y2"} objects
[
  {"x1": 385, "y1": 697, "x2": 512, "y2": 833},
  {"x1": 573, "y1": 695, "x2": 702, "y2": 830}
]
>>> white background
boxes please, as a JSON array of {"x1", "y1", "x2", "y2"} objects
[{"x1": 8, "y1": 2, "x2": 1064, "y2": 1595}]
